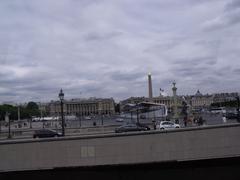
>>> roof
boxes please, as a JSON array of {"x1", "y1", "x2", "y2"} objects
[{"x1": 122, "y1": 101, "x2": 167, "y2": 112}]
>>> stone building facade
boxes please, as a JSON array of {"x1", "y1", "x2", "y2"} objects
[
  {"x1": 49, "y1": 98, "x2": 115, "y2": 116},
  {"x1": 212, "y1": 92, "x2": 239, "y2": 104},
  {"x1": 187, "y1": 90, "x2": 213, "y2": 108},
  {"x1": 189, "y1": 91, "x2": 238, "y2": 108}
]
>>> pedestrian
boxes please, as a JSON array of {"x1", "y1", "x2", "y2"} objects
[
  {"x1": 188, "y1": 117, "x2": 192, "y2": 126},
  {"x1": 194, "y1": 116, "x2": 198, "y2": 124},
  {"x1": 153, "y1": 121, "x2": 157, "y2": 130},
  {"x1": 222, "y1": 115, "x2": 227, "y2": 123},
  {"x1": 198, "y1": 116, "x2": 203, "y2": 126},
  {"x1": 175, "y1": 119, "x2": 179, "y2": 124},
  {"x1": 184, "y1": 117, "x2": 187, "y2": 127}
]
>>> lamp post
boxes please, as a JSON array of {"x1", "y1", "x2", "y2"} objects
[
  {"x1": 0, "y1": 112, "x2": 3, "y2": 134},
  {"x1": 0, "y1": 116, "x2": 1, "y2": 134},
  {"x1": 77, "y1": 112, "x2": 82, "y2": 128},
  {"x1": 17, "y1": 105, "x2": 20, "y2": 121},
  {"x1": 101, "y1": 111, "x2": 103, "y2": 126},
  {"x1": 30, "y1": 116, "x2": 32, "y2": 129},
  {"x1": 59, "y1": 89, "x2": 65, "y2": 136},
  {"x1": 6, "y1": 112, "x2": 11, "y2": 139},
  {"x1": 236, "y1": 95, "x2": 240, "y2": 123},
  {"x1": 98, "y1": 106, "x2": 103, "y2": 126},
  {"x1": 182, "y1": 97, "x2": 188, "y2": 127},
  {"x1": 137, "y1": 108, "x2": 139, "y2": 124}
]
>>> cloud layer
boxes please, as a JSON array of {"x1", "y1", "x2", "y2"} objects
[{"x1": 0, "y1": 0, "x2": 240, "y2": 103}]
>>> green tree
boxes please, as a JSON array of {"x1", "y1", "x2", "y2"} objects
[
  {"x1": 211, "y1": 100, "x2": 238, "y2": 108},
  {"x1": 0, "y1": 104, "x2": 18, "y2": 121},
  {"x1": 26, "y1": 102, "x2": 39, "y2": 110},
  {"x1": 26, "y1": 102, "x2": 40, "y2": 118}
]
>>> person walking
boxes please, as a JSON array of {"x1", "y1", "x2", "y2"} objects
[
  {"x1": 198, "y1": 116, "x2": 203, "y2": 126},
  {"x1": 222, "y1": 115, "x2": 227, "y2": 123},
  {"x1": 184, "y1": 117, "x2": 187, "y2": 127}
]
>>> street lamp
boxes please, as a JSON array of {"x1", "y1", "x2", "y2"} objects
[
  {"x1": 6, "y1": 112, "x2": 11, "y2": 139},
  {"x1": 77, "y1": 112, "x2": 81, "y2": 128},
  {"x1": 101, "y1": 111, "x2": 104, "y2": 126},
  {"x1": 59, "y1": 89, "x2": 65, "y2": 136},
  {"x1": 236, "y1": 95, "x2": 240, "y2": 123},
  {"x1": 182, "y1": 97, "x2": 188, "y2": 127},
  {"x1": 98, "y1": 108, "x2": 103, "y2": 126}
]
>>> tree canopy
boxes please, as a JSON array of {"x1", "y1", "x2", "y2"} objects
[
  {"x1": 0, "y1": 102, "x2": 40, "y2": 121},
  {"x1": 211, "y1": 100, "x2": 239, "y2": 108}
]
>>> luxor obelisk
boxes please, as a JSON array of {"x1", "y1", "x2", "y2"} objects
[{"x1": 148, "y1": 73, "x2": 153, "y2": 99}]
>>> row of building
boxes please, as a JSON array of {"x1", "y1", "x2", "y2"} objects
[
  {"x1": 3, "y1": 74, "x2": 239, "y2": 117},
  {"x1": 48, "y1": 98, "x2": 115, "y2": 117},
  {"x1": 119, "y1": 91, "x2": 239, "y2": 111},
  {"x1": 44, "y1": 90, "x2": 238, "y2": 116}
]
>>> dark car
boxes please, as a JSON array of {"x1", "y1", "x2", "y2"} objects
[
  {"x1": 136, "y1": 122, "x2": 151, "y2": 130},
  {"x1": 226, "y1": 112, "x2": 238, "y2": 119},
  {"x1": 33, "y1": 129, "x2": 62, "y2": 138},
  {"x1": 115, "y1": 123, "x2": 150, "y2": 133}
]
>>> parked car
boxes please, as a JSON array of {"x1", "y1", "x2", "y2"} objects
[
  {"x1": 85, "y1": 116, "x2": 91, "y2": 120},
  {"x1": 33, "y1": 129, "x2": 62, "y2": 138},
  {"x1": 140, "y1": 115, "x2": 146, "y2": 119},
  {"x1": 226, "y1": 112, "x2": 238, "y2": 119},
  {"x1": 136, "y1": 122, "x2": 151, "y2": 130},
  {"x1": 116, "y1": 118, "x2": 124, "y2": 122},
  {"x1": 156, "y1": 121, "x2": 180, "y2": 130},
  {"x1": 115, "y1": 123, "x2": 150, "y2": 133}
]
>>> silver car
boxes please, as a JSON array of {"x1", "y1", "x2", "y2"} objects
[{"x1": 156, "y1": 121, "x2": 180, "y2": 130}]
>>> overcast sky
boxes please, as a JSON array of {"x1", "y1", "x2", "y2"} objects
[{"x1": 0, "y1": 0, "x2": 240, "y2": 103}]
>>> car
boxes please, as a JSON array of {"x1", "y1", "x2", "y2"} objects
[
  {"x1": 33, "y1": 129, "x2": 62, "y2": 138},
  {"x1": 140, "y1": 115, "x2": 146, "y2": 119},
  {"x1": 115, "y1": 123, "x2": 150, "y2": 133},
  {"x1": 116, "y1": 118, "x2": 124, "y2": 122},
  {"x1": 85, "y1": 116, "x2": 91, "y2": 120},
  {"x1": 136, "y1": 122, "x2": 151, "y2": 130},
  {"x1": 226, "y1": 112, "x2": 238, "y2": 119},
  {"x1": 156, "y1": 121, "x2": 180, "y2": 130}
]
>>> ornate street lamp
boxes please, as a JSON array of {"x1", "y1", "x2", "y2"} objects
[
  {"x1": 182, "y1": 96, "x2": 188, "y2": 127},
  {"x1": 6, "y1": 112, "x2": 11, "y2": 139},
  {"x1": 59, "y1": 89, "x2": 65, "y2": 136},
  {"x1": 236, "y1": 95, "x2": 240, "y2": 123}
]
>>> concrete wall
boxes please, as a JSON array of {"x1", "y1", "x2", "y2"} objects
[{"x1": 1, "y1": 124, "x2": 240, "y2": 172}]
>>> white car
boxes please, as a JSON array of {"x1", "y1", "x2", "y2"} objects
[
  {"x1": 85, "y1": 116, "x2": 91, "y2": 120},
  {"x1": 156, "y1": 121, "x2": 180, "y2": 130},
  {"x1": 116, "y1": 118, "x2": 124, "y2": 122}
]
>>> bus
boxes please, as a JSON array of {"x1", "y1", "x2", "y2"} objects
[{"x1": 210, "y1": 107, "x2": 226, "y2": 114}]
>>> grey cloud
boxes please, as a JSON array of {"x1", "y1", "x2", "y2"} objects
[
  {"x1": 227, "y1": 10, "x2": 240, "y2": 25},
  {"x1": 109, "y1": 71, "x2": 145, "y2": 82},
  {"x1": 173, "y1": 56, "x2": 217, "y2": 67},
  {"x1": 194, "y1": 40, "x2": 221, "y2": 50},
  {"x1": 233, "y1": 68, "x2": 240, "y2": 74},
  {"x1": 174, "y1": 67, "x2": 208, "y2": 77},
  {"x1": 144, "y1": 39, "x2": 182, "y2": 53},
  {"x1": 0, "y1": 92, "x2": 18, "y2": 97},
  {"x1": 203, "y1": 4, "x2": 240, "y2": 31},
  {"x1": 84, "y1": 31, "x2": 122, "y2": 41},
  {"x1": 0, "y1": 0, "x2": 240, "y2": 103},
  {"x1": 225, "y1": 0, "x2": 240, "y2": 11}
]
